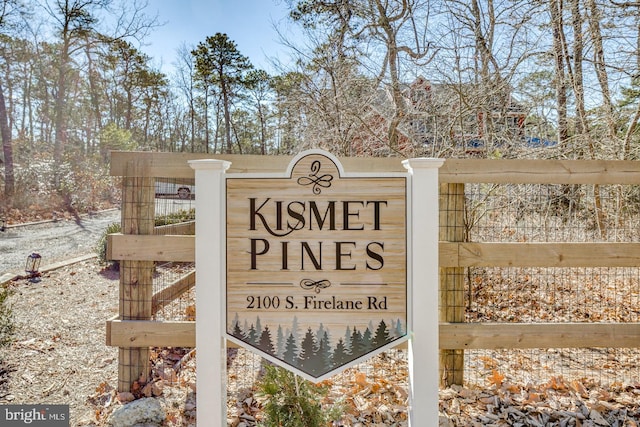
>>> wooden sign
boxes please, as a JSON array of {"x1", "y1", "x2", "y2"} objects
[{"x1": 225, "y1": 150, "x2": 409, "y2": 381}]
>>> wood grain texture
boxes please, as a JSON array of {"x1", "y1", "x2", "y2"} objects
[
  {"x1": 439, "y1": 159, "x2": 640, "y2": 184},
  {"x1": 107, "y1": 320, "x2": 640, "y2": 349},
  {"x1": 108, "y1": 319, "x2": 195, "y2": 347},
  {"x1": 440, "y1": 242, "x2": 640, "y2": 267},
  {"x1": 440, "y1": 322, "x2": 640, "y2": 349},
  {"x1": 225, "y1": 152, "x2": 409, "y2": 356},
  {"x1": 112, "y1": 152, "x2": 640, "y2": 185},
  {"x1": 110, "y1": 151, "x2": 407, "y2": 177},
  {"x1": 108, "y1": 234, "x2": 195, "y2": 262}
]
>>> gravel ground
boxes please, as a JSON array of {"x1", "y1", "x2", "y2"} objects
[
  {"x1": 0, "y1": 209, "x2": 120, "y2": 276},
  {"x1": 0, "y1": 259, "x2": 120, "y2": 425},
  {"x1": 0, "y1": 257, "x2": 200, "y2": 427}
]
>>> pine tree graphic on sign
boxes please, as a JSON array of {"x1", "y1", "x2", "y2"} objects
[{"x1": 229, "y1": 315, "x2": 403, "y2": 376}]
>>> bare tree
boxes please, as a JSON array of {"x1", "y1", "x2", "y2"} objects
[
  {"x1": 436, "y1": 0, "x2": 544, "y2": 156},
  {"x1": 245, "y1": 69, "x2": 273, "y2": 155},
  {"x1": 362, "y1": 0, "x2": 435, "y2": 149},
  {"x1": 173, "y1": 42, "x2": 197, "y2": 152},
  {"x1": 287, "y1": 0, "x2": 436, "y2": 154},
  {"x1": 615, "y1": 1, "x2": 640, "y2": 159},
  {"x1": 585, "y1": 0, "x2": 617, "y2": 146},
  {"x1": 0, "y1": 81, "x2": 12, "y2": 197}
]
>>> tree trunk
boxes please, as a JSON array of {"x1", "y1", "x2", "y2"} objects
[
  {"x1": 571, "y1": 0, "x2": 586, "y2": 137},
  {"x1": 471, "y1": 0, "x2": 500, "y2": 151},
  {"x1": 549, "y1": 0, "x2": 569, "y2": 144},
  {"x1": 221, "y1": 77, "x2": 233, "y2": 154},
  {"x1": 256, "y1": 101, "x2": 267, "y2": 155},
  {"x1": 384, "y1": 30, "x2": 404, "y2": 150},
  {"x1": 586, "y1": 0, "x2": 617, "y2": 147},
  {"x1": 85, "y1": 38, "x2": 102, "y2": 155},
  {"x1": 203, "y1": 90, "x2": 209, "y2": 153},
  {"x1": 0, "y1": 82, "x2": 14, "y2": 198},
  {"x1": 372, "y1": 0, "x2": 406, "y2": 150},
  {"x1": 54, "y1": 38, "x2": 70, "y2": 165},
  {"x1": 189, "y1": 91, "x2": 195, "y2": 153},
  {"x1": 27, "y1": 61, "x2": 34, "y2": 148}
]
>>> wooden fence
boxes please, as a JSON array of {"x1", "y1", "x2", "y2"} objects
[{"x1": 105, "y1": 151, "x2": 640, "y2": 391}]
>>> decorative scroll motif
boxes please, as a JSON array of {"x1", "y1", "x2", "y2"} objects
[
  {"x1": 296, "y1": 160, "x2": 333, "y2": 194},
  {"x1": 300, "y1": 279, "x2": 332, "y2": 293}
]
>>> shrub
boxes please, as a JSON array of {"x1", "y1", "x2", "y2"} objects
[
  {"x1": 96, "y1": 222, "x2": 122, "y2": 267},
  {"x1": 256, "y1": 364, "x2": 342, "y2": 427},
  {"x1": 6, "y1": 155, "x2": 119, "y2": 217},
  {"x1": 154, "y1": 208, "x2": 195, "y2": 228}
]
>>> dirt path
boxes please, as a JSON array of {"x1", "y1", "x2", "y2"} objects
[{"x1": 0, "y1": 210, "x2": 120, "y2": 276}]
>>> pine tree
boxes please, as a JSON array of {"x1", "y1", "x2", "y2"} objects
[
  {"x1": 298, "y1": 327, "x2": 317, "y2": 370},
  {"x1": 283, "y1": 333, "x2": 298, "y2": 366},
  {"x1": 362, "y1": 327, "x2": 373, "y2": 352},
  {"x1": 257, "y1": 364, "x2": 342, "y2": 427},
  {"x1": 192, "y1": 32, "x2": 253, "y2": 153},
  {"x1": 316, "y1": 323, "x2": 326, "y2": 344},
  {"x1": 318, "y1": 331, "x2": 332, "y2": 371},
  {"x1": 291, "y1": 316, "x2": 301, "y2": 343},
  {"x1": 232, "y1": 321, "x2": 243, "y2": 339},
  {"x1": 332, "y1": 338, "x2": 350, "y2": 367},
  {"x1": 276, "y1": 325, "x2": 285, "y2": 358},
  {"x1": 246, "y1": 324, "x2": 258, "y2": 345},
  {"x1": 232, "y1": 313, "x2": 240, "y2": 331},
  {"x1": 372, "y1": 319, "x2": 391, "y2": 348},
  {"x1": 258, "y1": 325, "x2": 276, "y2": 355},
  {"x1": 256, "y1": 316, "x2": 263, "y2": 337},
  {"x1": 343, "y1": 326, "x2": 352, "y2": 349},
  {"x1": 394, "y1": 318, "x2": 404, "y2": 338},
  {"x1": 350, "y1": 327, "x2": 364, "y2": 359},
  {"x1": 311, "y1": 337, "x2": 328, "y2": 375}
]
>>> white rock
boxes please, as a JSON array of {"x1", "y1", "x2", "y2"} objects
[{"x1": 108, "y1": 397, "x2": 166, "y2": 427}]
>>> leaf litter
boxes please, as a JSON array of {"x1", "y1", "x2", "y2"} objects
[{"x1": 1, "y1": 259, "x2": 640, "y2": 426}]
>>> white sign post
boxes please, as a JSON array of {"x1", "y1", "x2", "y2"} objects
[
  {"x1": 190, "y1": 154, "x2": 443, "y2": 426},
  {"x1": 189, "y1": 159, "x2": 230, "y2": 426},
  {"x1": 403, "y1": 157, "x2": 445, "y2": 425}
]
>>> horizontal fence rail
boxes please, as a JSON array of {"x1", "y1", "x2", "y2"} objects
[
  {"x1": 110, "y1": 151, "x2": 640, "y2": 182},
  {"x1": 106, "y1": 319, "x2": 640, "y2": 350},
  {"x1": 109, "y1": 236, "x2": 640, "y2": 268}
]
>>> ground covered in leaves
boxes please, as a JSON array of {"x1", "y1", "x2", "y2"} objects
[
  {"x1": 1, "y1": 258, "x2": 640, "y2": 426},
  {"x1": 440, "y1": 378, "x2": 640, "y2": 426}
]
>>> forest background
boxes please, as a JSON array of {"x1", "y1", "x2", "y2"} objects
[{"x1": 1, "y1": 0, "x2": 640, "y2": 220}]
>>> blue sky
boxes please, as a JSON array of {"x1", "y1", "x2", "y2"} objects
[{"x1": 141, "y1": 0, "x2": 294, "y2": 74}]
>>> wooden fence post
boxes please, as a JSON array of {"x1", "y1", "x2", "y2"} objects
[
  {"x1": 439, "y1": 182, "x2": 466, "y2": 386},
  {"x1": 118, "y1": 164, "x2": 155, "y2": 392}
]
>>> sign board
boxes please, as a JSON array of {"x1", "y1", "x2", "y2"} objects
[{"x1": 225, "y1": 150, "x2": 409, "y2": 381}]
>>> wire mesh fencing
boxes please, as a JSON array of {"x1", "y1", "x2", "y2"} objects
[{"x1": 450, "y1": 182, "x2": 640, "y2": 387}]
